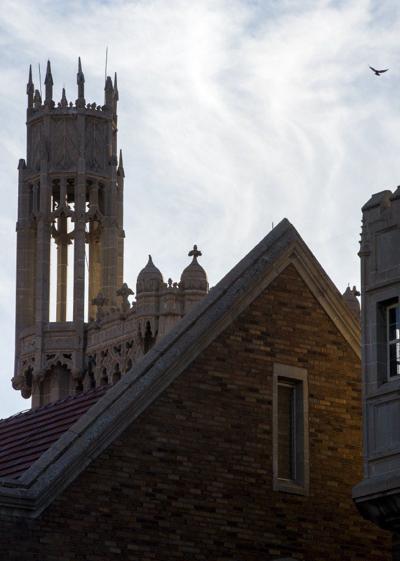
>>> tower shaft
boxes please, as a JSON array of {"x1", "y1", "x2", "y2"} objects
[{"x1": 13, "y1": 59, "x2": 124, "y2": 407}]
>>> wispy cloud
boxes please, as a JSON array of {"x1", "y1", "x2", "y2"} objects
[{"x1": 0, "y1": 0, "x2": 400, "y2": 415}]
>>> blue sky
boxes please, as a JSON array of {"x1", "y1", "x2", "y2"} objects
[{"x1": 0, "y1": 0, "x2": 399, "y2": 416}]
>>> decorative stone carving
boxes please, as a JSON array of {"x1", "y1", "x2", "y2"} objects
[
  {"x1": 92, "y1": 292, "x2": 108, "y2": 321},
  {"x1": 116, "y1": 283, "x2": 134, "y2": 314},
  {"x1": 180, "y1": 245, "x2": 208, "y2": 291}
]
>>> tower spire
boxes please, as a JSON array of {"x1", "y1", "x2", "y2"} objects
[
  {"x1": 76, "y1": 56, "x2": 85, "y2": 108},
  {"x1": 44, "y1": 60, "x2": 54, "y2": 108},
  {"x1": 26, "y1": 65, "x2": 34, "y2": 109}
]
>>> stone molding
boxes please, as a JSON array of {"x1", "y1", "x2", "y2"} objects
[{"x1": 0, "y1": 219, "x2": 360, "y2": 517}]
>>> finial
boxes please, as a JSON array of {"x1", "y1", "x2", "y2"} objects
[
  {"x1": 117, "y1": 149, "x2": 124, "y2": 177},
  {"x1": 60, "y1": 88, "x2": 68, "y2": 108},
  {"x1": 27, "y1": 65, "x2": 34, "y2": 109},
  {"x1": 113, "y1": 72, "x2": 119, "y2": 101},
  {"x1": 33, "y1": 89, "x2": 42, "y2": 109},
  {"x1": 76, "y1": 57, "x2": 85, "y2": 108},
  {"x1": 44, "y1": 60, "x2": 54, "y2": 108},
  {"x1": 44, "y1": 60, "x2": 53, "y2": 85},
  {"x1": 78, "y1": 56, "x2": 84, "y2": 79},
  {"x1": 104, "y1": 75, "x2": 114, "y2": 108},
  {"x1": 188, "y1": 244, "x2": 202, "y2": 260}
]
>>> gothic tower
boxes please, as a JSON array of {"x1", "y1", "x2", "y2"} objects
[{"x1": 13, "y1": 59, "x2": 124, "y2": 407}]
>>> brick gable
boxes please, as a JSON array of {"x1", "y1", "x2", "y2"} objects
[{"x1": 0, "y1": 265, "x2": 390, "y2": 560}]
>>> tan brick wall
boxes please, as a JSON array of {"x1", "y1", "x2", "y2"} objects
[{"x1": 0, "y1": 264, "x2": 391, "y2": 560}]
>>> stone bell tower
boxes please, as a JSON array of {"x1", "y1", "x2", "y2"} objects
[{"x1": 13, "y1": 59, "x2": 124, "y2": 407}]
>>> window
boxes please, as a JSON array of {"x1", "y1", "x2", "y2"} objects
[
  {"x1": 273, "y1": 363, "x2": 309, "y2": 495},
  {"x1": 387, "y1": 303, "x2": 400, "y2": 379},
  {"x1": 277, "y1": 380, "x2": 296, "y2": 480}
]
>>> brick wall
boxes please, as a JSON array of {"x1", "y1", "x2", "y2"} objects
[{"x1": 0, "y1": 264, "x2": 391, "y2": 560}]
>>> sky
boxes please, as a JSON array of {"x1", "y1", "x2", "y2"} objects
[{"x1": 0, "y1": 0, "x2": 399, "y2": 417}]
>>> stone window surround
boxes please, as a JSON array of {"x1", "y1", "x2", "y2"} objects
[{"x1": 273, "y1": 362, "x2": 309, "y2": 496}]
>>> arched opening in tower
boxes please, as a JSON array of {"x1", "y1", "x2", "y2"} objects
[{"x1": 49, "y1": 177, "x2": 75, "y2": 322}]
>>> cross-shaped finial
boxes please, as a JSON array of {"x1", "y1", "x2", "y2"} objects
[
  {"x1": 116, "y1": 282, "x2": 134, "y2": 300},
  {"x1": 188, "y1": 244, "x2": 202, "y2": 259}
]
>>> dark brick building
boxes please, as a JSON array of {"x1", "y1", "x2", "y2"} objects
[{"x1": 0, "y1": 219, "x2": 392, "y2": 560}]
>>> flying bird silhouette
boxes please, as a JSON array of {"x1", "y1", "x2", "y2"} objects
[{"x1": 369, "y1": 66, "x2": 389, "y2": 76}]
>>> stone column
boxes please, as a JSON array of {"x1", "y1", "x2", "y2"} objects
[
  {"x1": 73, "y1": 162, "x2": 86, "y2": 324},
  {"x1": 15, "y1": 162, "x2": 36, "y2": 336},
  {"x1": 117, "y1": 169, "x2": 124, "y2": 291},
  {"x1": 56, "y1": 215, "x2": 68, "y2": 322},
  {"x1": 88, "y1": 182, "x2": 102, "y2": 320},
  {"x1": 35, "y1": 162, "x2": 50, "y2": 327},
  {"x1": 101, "y1": 178, "x2": 118, "y2": 306}
]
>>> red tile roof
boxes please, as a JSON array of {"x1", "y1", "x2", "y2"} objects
[{"x1": 0, "y1": 385, "x2": 109, "y2": 479}]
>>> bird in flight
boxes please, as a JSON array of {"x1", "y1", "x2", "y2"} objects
[{"x1": 369, "y1": 66, "x2": 389, "y2": 76}]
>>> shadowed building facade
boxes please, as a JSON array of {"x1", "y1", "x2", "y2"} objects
[{"x1": 353, "y1": 189, "x2": 400, "y2": 559}]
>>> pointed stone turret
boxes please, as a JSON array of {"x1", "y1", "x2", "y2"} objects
[
  {"x1": 44, "y1": 60, "x2": 54, "y2": 108},
  {"x1": 112, "y1": 72, "x2": 118, "y2": 116},
  {"x1": 76, "y1": 57, "x2": 85, "y2": 108},
  {"x1": 342, "y1": 285, "x2": 360, "y2": 319},
  {"x1": 136, "y1": 255, "x2": 163, "y2": 294},
  {"x1": 104, "y1": 76, "x2": 114, "y2": 109},
  {"x1": 113, "y1": 72, "x2": 119, "y2": 101},
  {"x1": 60, "y1": 88, "x2": 68, "y2": 108},
  {"x1": 27, "y1": 65, "x2": 34, "y2": 109},
  {"x1": 180, "y1": 245, "x2": 208, "y2": 313},
  {"x1": 181, "y1": 245, "x2": 208, "y2": 292},
  {"x1": 117, "y1": 149, "x2": 124, "y2": 177}
]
